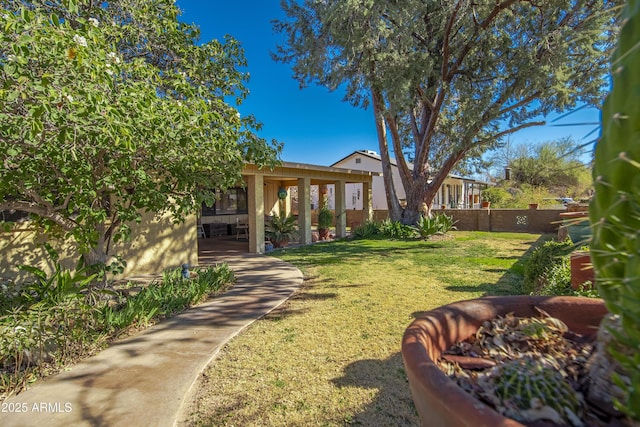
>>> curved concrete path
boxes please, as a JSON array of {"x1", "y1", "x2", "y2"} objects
[{"x1": 0, "y1": 247, "x2": 303, "y2": 427}]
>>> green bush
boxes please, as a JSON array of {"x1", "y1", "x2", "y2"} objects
[
  {"x1": 523, "y1": 239, "x2": 575, "y2": 295},
  {"x1": 379, "y1": 219, "x2": 417, "y2": 239},
  {"x1": 317, "y1": 207, "x2": 333, "y2": 230},
  {"x1": 101, "y1": 264, "x2": 235, "y2": 331},
  {"x1": 352, "y1": 221, "x2": 382, "y2": 239},
  {"x1": 1, "y1": 262, "x2": 235, "y2": 398},
  {"x1": 481, "y1": 187, "x2": 511, "y2": 205}
]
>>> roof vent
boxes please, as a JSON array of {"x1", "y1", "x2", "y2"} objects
[{"x1": 364, "y1": 150, "x2": 378, "y2": 156}]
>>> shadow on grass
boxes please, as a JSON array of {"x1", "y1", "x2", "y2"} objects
[
  {"x1": 277, "y1": 237, "x2": 450, "y2": 268},
  {"x1": 331, "y1": 352, "x2": 419, "y2": 426},
  {"x1": 443, "y1": 234, "x2": 552, "y2": 297}
]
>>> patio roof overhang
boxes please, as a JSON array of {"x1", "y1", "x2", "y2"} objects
[
  {"x1": 240, "y1": 162, "x2": 379, "y2": 253},
  {"x1": 242, "y1": 161, "x2": 379, "y2": 185}
]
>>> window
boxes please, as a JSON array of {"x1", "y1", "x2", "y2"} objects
[
  {"x1": 355, "y1": 158, "x2": 362, "y2": 164},
  {"x1": 201, "y1": 188, "x2": 248, "y2": 216}
]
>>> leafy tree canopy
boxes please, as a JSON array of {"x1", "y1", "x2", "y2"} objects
[
  {"x1": 0, "y1": 0, "x2": 281, "y2": 270},
  {"x1": 274, "y1": 0, "x2": 620, "y2": 222},
  {"x1": 487, "y1": 137, "x2": 593, "y2": 200}
]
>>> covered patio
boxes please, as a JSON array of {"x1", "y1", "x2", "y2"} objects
[{"x1": 209, "y1": 162, "x2": 377, "y2": 254}]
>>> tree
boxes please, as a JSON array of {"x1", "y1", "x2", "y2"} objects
[
  {"x1": 496, "y1": 138, "x2": 593, "y2": 198},
  {"x1": 274, "y1": 0, "x2": 620, "y2": 223},
  {"x1": 0, "y1": 1, "x2": 281, "y2": 279}
]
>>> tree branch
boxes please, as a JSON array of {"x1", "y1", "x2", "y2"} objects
[
  {"x1": 497, "y1": 91, "x2": 542, "y2": 116},
  {"x1": 478, "y1": 121, "x2": 546, "y2": 145},
  {"x1": 447, "y1": 0, "x2": 519, "y2": 80},
  {"x1": 0, "y1": 200, "x2": 77, "y2": 231}
]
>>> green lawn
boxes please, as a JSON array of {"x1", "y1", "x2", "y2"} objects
[{"x1": 185, "y1": 231, "x2": 548, "y2": 426}]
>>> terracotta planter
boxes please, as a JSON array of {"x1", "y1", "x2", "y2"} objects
[
  {"x1": 401, "y1": 296, "x2": 607, "y2": 427},
  {"x1": 528, "y1": 203, "x2": 539, "y2": 210},
  {"x1": 481, "y1": 201, "x2": 490, "y2": 209},
  {"x1": 271, "y1": 239, "x2": 289, "y2": 248},
  {"x1": 318, "y1": 228, "x2": 330, "y2": 240},
  {"x1": 571, "y1": 251, "x2": 595, "y2": 289}
]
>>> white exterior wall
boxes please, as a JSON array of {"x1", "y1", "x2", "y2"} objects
[
  {"x1": 333, "y1": 153, "x2": 406, "y2": 210},
  {"x1": 333, "y1": 152, "x2": 482, "y2": 211}
]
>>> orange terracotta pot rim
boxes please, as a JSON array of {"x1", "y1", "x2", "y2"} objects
[{"x1": 401, "y1": 295, "x2": 607, "y2": 427}]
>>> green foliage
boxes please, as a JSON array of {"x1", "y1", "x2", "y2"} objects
[
  {"x1": 101, "y1": 264, "x2": 235, "y2": 331},
  {"x1": 589, "y1": 0, "x2": 640, "y2": 419},
  {"x1": 351, "y1": 219, "x2": 416, "y2": 239},
  {"x1": 352, "y1": 221, "x2": 382, "y2": 239},
  {"x1": 0, "y1": 262, "x2": 104, "y2": 398},
  {"x1": 0, "y1": 2, "x2": 281, "y2": 271},
  {"x1": 523, "y1": 239, "x2": 575, "y2": 295},
  {"x1": 509, "y1": 139, "x2": 593, "y2": 193},
  {"x1": 0, "y1": 261, "x2": 234, "y2": 398},
  {"x1": 379, "y1": 219, "x2": 417, "y2": 239},
  {"x1": 415, "y1": 213, "x2": 457, "y2": 240},
  {"x1": 481, "y1": 187, "x2": 510, "y2": 205},
  {"x1": 522, "y1": 240, "x2": 599, "y2": 298},
  {"x1": 265, "y1": 213, "x2": 299, "y2": 247},
  {"x1": 275, "y1": 0, "x2": 618, "y2": 221},
  {"x1": 317, "y1": 207, "x2": 333, "y2": 230}
]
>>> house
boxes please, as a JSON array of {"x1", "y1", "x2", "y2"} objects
[
  {"x1": 331, "y1": 150, "x2": 490, "y2": 210},
  {"x1": 1, "y1": 161, "x2": 377, "y2": 281}
]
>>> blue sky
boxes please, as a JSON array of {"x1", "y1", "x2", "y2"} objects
[{"x1": 176, "y1": 0, "x2": 601, "y2": 167}]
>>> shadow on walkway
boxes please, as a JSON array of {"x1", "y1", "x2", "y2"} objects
[{"x1": 0, "y1": 238, "x2": 302, "y2": 427}]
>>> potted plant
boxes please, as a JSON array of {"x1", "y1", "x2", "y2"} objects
[
  {"x1": 265, "y1": 212, "x2": 299, "y2": 248},
  {"x1": 402, "y1": 3, "x2": 639, "y2": 424},
  {"x1": 317, "y1": 206, "x2": 333, "y2": 240},
  {"x1": 480, "y1": 194, "x2": 491, "y2": 208}
]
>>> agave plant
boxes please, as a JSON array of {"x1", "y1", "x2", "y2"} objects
[
  {"x1": 588, "y1": 0, "x2": 640, "y2": 420},
  {"x1": 265, "y1": 213, "x2": 299, "y2": 248}
]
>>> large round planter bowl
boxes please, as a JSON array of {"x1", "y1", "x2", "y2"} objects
[{"x1": 401, "y1": 296, "x2": 607, "y2": 427}]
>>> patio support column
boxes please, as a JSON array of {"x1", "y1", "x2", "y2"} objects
[
  {"x1": 297, "y1": 177, "x2": 312, "y2": 245},
  {"x1": 363, "y1": 180, "x2": 373, "y2": 222},
  {"x1": 247, "y1": 174, "x2": 265, "y2": 254},
  {"x1": 335, "y1": 180, "x2": 347, "y2": 238}
]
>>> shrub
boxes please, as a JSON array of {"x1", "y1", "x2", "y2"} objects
[
  {"x1": 352, "y1": 221, "x2": 382, "y2": 239},
  {"x1": 379, "y1": 219, "x2": 417, "y2": 239},
  {"x1": 481, "y1": 187, "x2": 511, "y2": 205},
  {"x1": 101, "y1": 264, "x2": 235, "y2": 331},
  {"x1": 1, "y1": 262, "x2": 103, "y2": 399},
  {"x1": 523, "y1": 239, "x2": 574, "y2": 295},
  {"x1": 1, "y1": 262, "x2": 235, "y2": 398},
  {"x1": 415, "y1": 213, "x2": 457, "y2": 239},
  {"x1": 317, "y1": 207, "x2": 333, "y2": 230}
]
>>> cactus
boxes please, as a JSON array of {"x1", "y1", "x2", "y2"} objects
[
  {"x1": 479, "y1": 356, "x2": 583, "y2": 425},
  {"x1": 589, "y1": 0, "x2": 640, "y2": 420}
]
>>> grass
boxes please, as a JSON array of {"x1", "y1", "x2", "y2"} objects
[{"x1": 185, "y1": 231, "x2": 549, "y2": 426}]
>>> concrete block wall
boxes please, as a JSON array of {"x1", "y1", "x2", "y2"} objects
[{"x1": 370, "y1": 208, "x2": 565, "y2": 234}]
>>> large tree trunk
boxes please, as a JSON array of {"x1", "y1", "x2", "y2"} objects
[
  {"x1": 372, "y1": 90, "x2": 403, "y2": 221},
  {"x1": 402, "y1": 175, "x2": 429, "y2": 225},
  {"x1": 80, "y1": 222, "x2": 111, "y2": 289}
]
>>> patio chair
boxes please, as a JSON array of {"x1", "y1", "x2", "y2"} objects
[
  {"x1": 197, "y1": 223, "x2": 206, "y2": 238},
  {"x1": 236, "y1": 217, "x2": 249, "y2": 240}
]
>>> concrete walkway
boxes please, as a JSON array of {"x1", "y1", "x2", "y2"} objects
[{"x1": 0, "y1": 240, "x2": 303, "y2": 427}]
